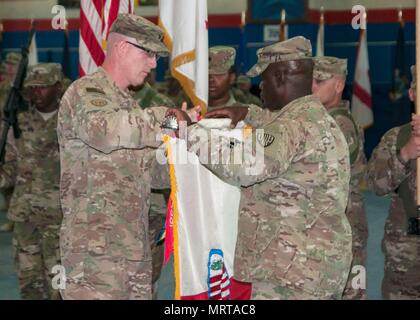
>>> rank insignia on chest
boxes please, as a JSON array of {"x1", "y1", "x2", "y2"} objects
[
  {"x1": 90, "y1": 99, "x2": 108, "y2": 107},
  {"x1": 257, "y1": 132, "x2": 275, "y2": 147}
]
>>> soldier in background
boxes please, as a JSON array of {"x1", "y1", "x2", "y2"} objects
[
  {"x1": 0, "y1": 52, "x2": 21, "y2": 233},
  {"x1": 367, "y1": 65, "x2": 420, "y2": 299},
  {"x1": 312, "y1": 56, "x2": 368, "y2": 300},
  {"x1": 190, "y1": 37, "x2": 352, "y2": 299},
  {"x1": 235, "y1": 74, "x2": 262, "y2": 107},
  {"x1": 0, "y1": 63, "x2": 64, "y2": 299},
  {"x1": 164, "y1": 70, "x2": 193, "y2": 108},
  {"x1": 208, "y1": 46, "x2": 248, "y2": 110}
]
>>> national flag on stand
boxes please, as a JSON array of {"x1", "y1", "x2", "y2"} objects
[
  {"x1": 316, "y1": 8, "x2": 324, "y2": 57},
  {"x1": 79, "y1": 0, "x2": 134, "y2": 77},
  {"x1": 351, "y1": 27, "x2": 373, "y2": 128},
  {"x1": 389, "y1": 12, "x2": 408, "y2": 102},
  {"x1": 159, "y1": 0, "x2": 208, "y2": 113}
]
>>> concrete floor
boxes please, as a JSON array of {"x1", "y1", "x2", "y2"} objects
[{"x1": 0, "y1": 191, "x2": 390, "y2": 300}]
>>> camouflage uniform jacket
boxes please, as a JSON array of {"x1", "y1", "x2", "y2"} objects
[
  {"x1": 190, "y1": 95, "x2": 352, "y2": 296},
  {"x1": 329, "y1": 100, "x2": 366, "y2": 207},
  {"x1": 0, "y1": 106, "x2": 61, "y2": 225},
  {"x1": 367, "y1": 124, "x2": 415, "y2": 237},
  {"x1": 233, "y1": 88, "x2": 262, "y2": 107},
  {"x1": 208, "y1": 91, "x2": 241, "y2": 111},
  {"x1": 132, "y1": 82, "x2": 175, "y2": 109},
  {"x1": 58, "y1": 67, "x2": 169, "y2": 262}
]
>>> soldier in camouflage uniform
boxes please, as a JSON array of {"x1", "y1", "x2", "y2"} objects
[
  {"x1": 367, "y1": 65, "x2": 420, "y2": 299},
  {"x1": 190, "y1": 37, "x2": 352, "y2": 299},
  {"x1": 208, "y1": 46, "x2": 247, "y2": 110},
  {"x1": 235, "y1": 75, "x2": 263, "y2": 107},
  {"x1": 312, "y1": 56, "x2": 368, "y2": 300},
  {"x1": 0, "y1": 52, "x2": 21, "y2": 233},
  {"x1": 57, "y1": 14, "x2": 191, "y2": 300},
  {"x1": 0, "y1": 63, "x2": 64, "y2": 299}
]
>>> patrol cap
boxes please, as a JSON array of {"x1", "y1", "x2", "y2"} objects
[
  {"x1": 237, "y1": 74, "x2": 251, "y2": 85},
  {"x1": 24, "y1": 63, "x2": 63, "y2": 87},
  {"x1": 5, "y1": 52, "x2": 22, "y2": 65},
  {"x1": 247, "y1": 36, "x2": 312, "y2": 77},
  {"x1": 313, "y1": 56, "x2": 347, "y2": 80},
  {"x1": 209, "y1": 46, "x2": 236, "y2": 75},
  {"x1": 411, "y1": 65, "x2": 416, "y2": 89},
  {"x1": 109, "y1": 14, "x2": 169, "y2": 57}
]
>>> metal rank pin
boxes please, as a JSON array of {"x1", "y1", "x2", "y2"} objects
[{"x1": 161, "y1": 114, "x2": 179, "y2": 130}]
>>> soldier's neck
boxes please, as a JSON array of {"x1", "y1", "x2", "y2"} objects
[
  {"x1": 209, "y1": 93, "x2": 230, "y2": 108},
  {"x1": 102, "y1": 61, "x2": 129, "y2": 91},
  {"x1": 324, "y1": 95, "x2": 343, "y2": 110}
]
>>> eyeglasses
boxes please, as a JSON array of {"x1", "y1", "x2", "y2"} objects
[{"x1": 125, "y1": 41, "x2": 159, "y2": 61}]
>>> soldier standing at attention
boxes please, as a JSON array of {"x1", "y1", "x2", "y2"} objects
[
  {"x1": 0, "y1": 63, "x2": 64, "y2": 299},
  {"x1": 189, "y1": 36, "x2": 352, "y2": 299},
  {"x1": 367, "y1": 65, "x2": 420, "y2": 299},
  {"x1": 58, "y1": 14, "x2": 191, "y2": 300},
  {"x1": 312, "y1": 56, "x2": 368, "y2": 299},
  {"x1": 208, "y1": 46, "x2": 246, "y2": 110}
]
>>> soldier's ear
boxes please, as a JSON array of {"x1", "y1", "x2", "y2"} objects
[
  {"x1": 335, "y1": 77, "x2": 345, "y2": 93},
  {"x1": 409, "y1": 87, "x2": 416, "y2": 102}
]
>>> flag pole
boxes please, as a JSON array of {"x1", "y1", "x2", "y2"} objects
[
  {"x1": 416, "y1": 1, "x2": 420, "y2": 212},
  {"x1": 279, "y1": 9, "x2": 286, "y2": 41}
]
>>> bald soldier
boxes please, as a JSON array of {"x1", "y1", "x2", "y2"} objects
[
  {"x1": 208, "y1": 46, "x2": 247, "y2": 110},
  {"x1": 189, "y1": 36, "x2": 352, "y2": 299},
  {"x1": 58, "y1": 14, "x2": 190, "y2": 300},
  {"x1": 312, "y1": 56, "x2": 368, "y2": 300},
  {"x1": 367, "y1": 65, "x2": 420, "y2": 299},
  {"x1": 0, "y1": 63, "x2": 64, "y2": 299}
]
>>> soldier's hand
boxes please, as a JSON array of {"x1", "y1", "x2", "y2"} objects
[
  {"x1": 400, "y1": 135, "x2": 420, "y2": 162},
  {"x1": 182, "y1": 102, "x2": 202, "y2": 123},
  {"x1": 204, "y1": 106, "x2": 249, "y2": 129}
]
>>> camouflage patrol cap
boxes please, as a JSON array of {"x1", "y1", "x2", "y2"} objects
[
  {"x1": 247, "y1": 36, "x2": 312, "y2": 77},
  {"x1": 237, "y1": 74, "x2": 251, "y2": 85},
  {"x1": 109, "y1": 14, "x2": 169, "y2": 57},
  {"x1": 5, "y1": 52, "x2": 22, "y2": 65},
  {"x1": 411, "y1": 65, "x2": 416, "y2": 89},
  {"x1": 209, "y1": 46, "x2": 236, "y2": 75},
  {"x1": 24, "y1": 63, "x2": 63, "y2": 87},
  {"x1": 313, "y1": 56, "x2": 347, "y2": 80}
]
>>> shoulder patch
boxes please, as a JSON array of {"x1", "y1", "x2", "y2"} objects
[
  {"x1": 90, "y1": 98, "x2": 108, "y2": 107},
  {"x1": 257, "y1": 132, "x2": 275, "y2": 147},
  {"x1": 86, "y1": 87, "x2": 106, "y2": 95}
]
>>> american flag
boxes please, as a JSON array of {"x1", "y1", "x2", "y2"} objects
[
  {"x1": 79, "y1": 0, "x2": 134, "y2": 76},
  {"x1": 208, "y1": 250, "x2": 230, "y2": 300}
]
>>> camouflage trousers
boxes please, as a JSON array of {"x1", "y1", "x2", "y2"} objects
[
  {"x1": 342, "y1": 197, "x2": 368, "y2": 300},
  {"x1": 251, "y1": 281, "x2": 343, "y2": 300},
  {"x1": 382, "y1": 232, "x2": 420, "y2": 299},
  {"x1": 13, "y1": 221, "x2": 61, "y2": 300},
  {"x1": 149, "y1": 190, "x2": 169, "y2": 299},
  {"x1": 61, "y1": 254, "x2": 152, "y2": 300}
]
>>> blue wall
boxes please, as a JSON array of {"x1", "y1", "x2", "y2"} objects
[{"x1": 2, "y1": 22, "x2": 416, "y2": 157}]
